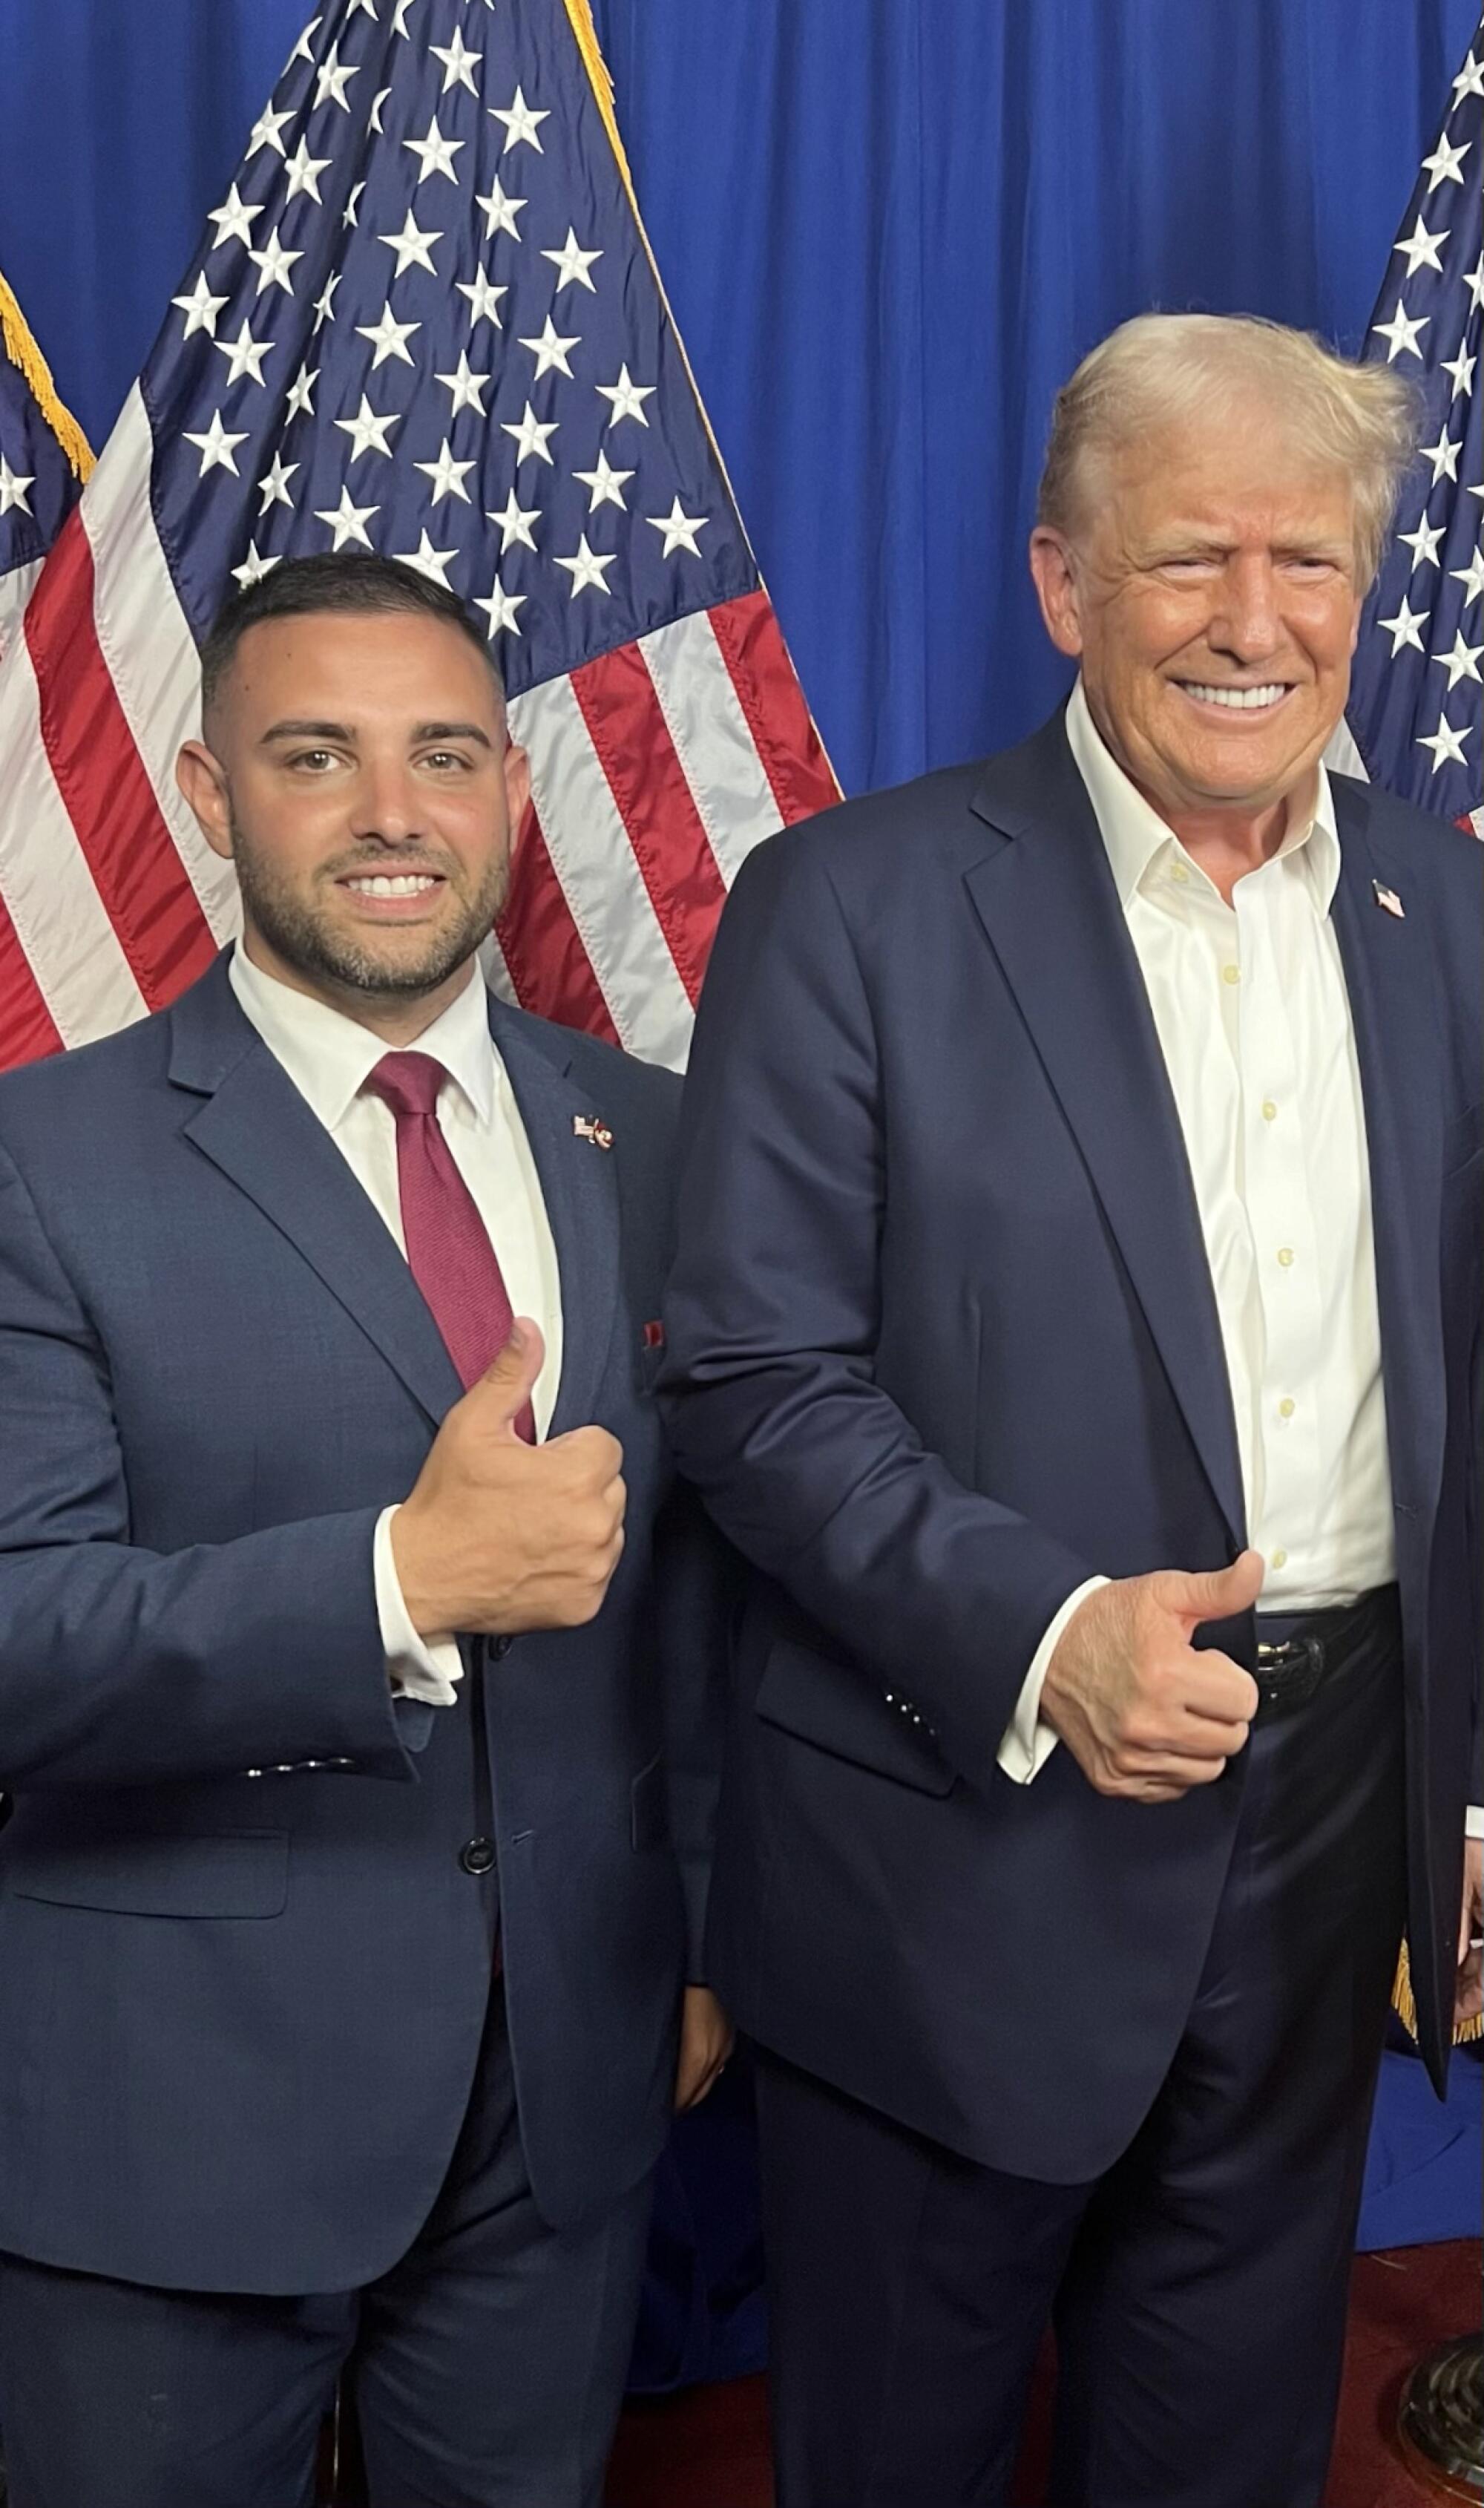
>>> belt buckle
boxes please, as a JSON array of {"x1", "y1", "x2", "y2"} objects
[{"x1": 1255, "y1": 1633, "x2": 1325, "y2": 1713}]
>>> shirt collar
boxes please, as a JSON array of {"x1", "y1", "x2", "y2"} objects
[
  {"x1": 228, "y1": 945, "x2": 497, "y2": 1133},
  {"x1": 1064, "y1": 676, "x2": 1341, "y2": 917}
]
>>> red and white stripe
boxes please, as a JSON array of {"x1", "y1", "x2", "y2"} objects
[{"x1": 1, "y1": 389, "x2": 835, "y2": 1073}]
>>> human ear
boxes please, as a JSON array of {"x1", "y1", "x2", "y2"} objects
[
  {"x1": 176, "y1": 740, "x2": 234, "y2": 860},
  {"x1": 1028, "y1": 528, "x2": 1087, "y2": 661}
]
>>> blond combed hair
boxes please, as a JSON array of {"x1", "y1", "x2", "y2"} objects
[{"x1": 1037, "y1": 312, "x2": 1420, "y2": 586}]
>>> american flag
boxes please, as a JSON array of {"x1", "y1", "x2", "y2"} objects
[
  {"x1": 0, "y1": 275, "x2": 93, "y2": 1057},
  {"x1": 1336, "y1": 8, "x2": 1483, "y2": 836},
  {"x1": 0, "y1": 0, "x2": 837, "y2": 1073}
]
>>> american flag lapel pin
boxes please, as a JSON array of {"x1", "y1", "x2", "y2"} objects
[
  {"x1": 573, "y1": 1113, "x2": 614, "y2": 1150},
  {"x1": 1371, "y1": 879, "x2": 1405, "y2": 920}
]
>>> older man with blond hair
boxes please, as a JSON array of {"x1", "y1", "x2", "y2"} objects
[{"x1": 660, "y1": 312, "x2": 1483, "y2": 2508}]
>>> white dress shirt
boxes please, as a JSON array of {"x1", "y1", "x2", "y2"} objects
[
  {"x1": 229, "y1": 946, "x2": 562, "y2": 1706},
  {"x1": 999, "y1": 678, "x2": 1396, "y2": 1785}
]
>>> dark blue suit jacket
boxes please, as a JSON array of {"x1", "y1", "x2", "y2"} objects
[
  {"x1": 660, "y1": 713, "x2": 1481, "y2": 2184},
  {"x1": 0, "y1": 957, "x2": 728, "y2": 2292}
]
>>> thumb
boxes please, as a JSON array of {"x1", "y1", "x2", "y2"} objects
[
  {"x1": 470, "y1": 1317, "x2": 545, "y2": 1430},
  {"x1": 1158, "y1": 1547, "x2": 1266, "y2": 1629}
]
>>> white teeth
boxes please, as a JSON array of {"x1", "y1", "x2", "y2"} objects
[
  {"x1": 1181, "y1": 683, "x2": 1287, "y2": 710},
  {"x1": 344, "y1": 874, "x2": 441, "y2": 897}
]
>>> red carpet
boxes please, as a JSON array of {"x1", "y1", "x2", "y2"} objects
[{"x1": 606, "y1": 2240, "x2": 1481, "y2": 2507}]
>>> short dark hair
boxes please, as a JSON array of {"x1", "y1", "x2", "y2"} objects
[{"x1": 199, "y1": 551, "x2": 502, "y2": 719}]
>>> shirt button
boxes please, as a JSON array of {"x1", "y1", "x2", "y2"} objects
[
  {"x1": 459, "y1": 1837, "x2": 497, "y2": 1876},
  {"x1": 488, "y1": 1636, "x2": 512, "y2": 1661},
  {"x1": 1170, "y1": 862, "x2": 1191, "y2": 884},
  {"x1": 1271, "y1": 1549, "x2": 1288, "y2": 1571},
  {"x1": 1277, "y1": 1247, "x2": 1295, "y2": 1268},
  {"x1": 1278, "y1": 1397, "x2": 1296, "y2": 1418},
  {"x1": 1261, "y1": 1099, "x2": 1278, "y2": 1122},
  {"x1": 1222, "y1": 965, "x2": 1241, "y2": 986}
]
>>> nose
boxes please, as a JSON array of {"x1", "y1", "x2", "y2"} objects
[
  {"x1": 1207, "y1": 552, "x2": 1282, "y2": 664},
  {"x1": 345, "y1": 760, "x2": 424, "y2": 848}
]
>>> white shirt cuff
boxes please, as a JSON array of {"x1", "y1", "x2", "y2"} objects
[
  {"x1": 996, "y1": 1576, "x2": 1109, "y2": 1785},
  {"x1": 374, "y1": 1505, "x2": 463, "y2": 1707},
  {"x1": 1466, "y1": 1804, "x2": 1484, "y2": 1842}
]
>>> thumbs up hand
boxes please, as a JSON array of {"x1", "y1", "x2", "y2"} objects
[
  {"x1": 1039, "y1": 1551, "x2": 1264, "y2": 1802},
  {"x1": 390, "y1": 1320, "x2": 628, "y2": 1639},
  {"x1": 470, "y1": 1314, "x2": 547, "y2": 1440}
]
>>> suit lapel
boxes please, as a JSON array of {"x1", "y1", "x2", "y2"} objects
[
  {"x1": 171, "y1": 960, "x2": 463, "y2": 1426},
  {"x1": 489, "y1": 999, "x2": 620, "y2": 1436},
  {"x1": 962, "y1": 724, "x2": 1247, "y2": 1548},
  {"x1": 1329, "y1": 783, "x2": 1445, "y2": 1525},
  {"x1": 167, "y1": 963, "x2": 622, "y2": 1445}
]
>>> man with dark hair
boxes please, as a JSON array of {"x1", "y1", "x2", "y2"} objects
[
  {"x1": 196, "y1": 546, "x2": 500, "y2": 712},
  {"x1": 0, "y1": 552, "x2": 732, "y2": 2508}
]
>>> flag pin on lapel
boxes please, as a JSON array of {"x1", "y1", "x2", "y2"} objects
[
  {"x1": 1371, "y1": 879, "x2": 1405, "y2": 920},
  {"x1": 573, "y1": 1114, "x2": 614, "y2": 1150}
]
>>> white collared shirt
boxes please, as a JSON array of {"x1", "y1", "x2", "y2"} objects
[
  {"x1": 229, "y1": 945, "x2": 562, "y2": 1705},
  {"x1": 999, "y1": 679, "x2": 1394, "y2": 1783}
]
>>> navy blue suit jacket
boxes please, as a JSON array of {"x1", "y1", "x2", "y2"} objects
[
  {"x1": 660, "y1": 713, "x2": 1481, "y2": 2184},
  {"x1": 0, "y1": 957, "x2": 729, "y2": 2292}
]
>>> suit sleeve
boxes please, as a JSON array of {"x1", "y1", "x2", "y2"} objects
[
  {"x1": 660, "y1": 831, "x2": 1094, "y2": 1782},
  {"x1": 0, "y1": 1137, "x2": 418, "y2": 1790}
]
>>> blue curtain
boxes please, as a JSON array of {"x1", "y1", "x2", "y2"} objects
[{"x1": 1, "y1": 0, "x2": 1476, "y2": 793}]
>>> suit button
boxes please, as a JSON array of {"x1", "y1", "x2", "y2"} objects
[
  {"x1": 459, "y1": 1837, "x2": 497, "y2": 1876},
  {"x1": 489, "y1": 1636, "x2": 512, "y2": 1660}
]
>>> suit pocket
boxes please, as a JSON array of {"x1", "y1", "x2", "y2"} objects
[
  {"x1": 631, "y1": 1752, "x2": 669, "y2": 1850},
  {"x1": 7, "y1": 1830, "x2": 289, "y2": 1919},
  {"x1": 755, "y1": 1637, "x2": 957, "y2": 1797}
]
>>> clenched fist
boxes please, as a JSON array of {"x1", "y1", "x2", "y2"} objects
[
  {"x1": 1040, "y1": 1551, "x2": 1264, "y2": 1803},
  {"x1": 390, "y1": 1319, "x2": 626, "y2": 1638}
]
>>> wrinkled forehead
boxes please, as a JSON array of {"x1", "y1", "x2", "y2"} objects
[{"x1": 1086, "y1": 414, "x2": 1358, "y2": 549}]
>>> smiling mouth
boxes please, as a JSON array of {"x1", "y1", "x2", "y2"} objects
[
  {"x1": 338, "y1": 871, "x2": 446, "y2": 899},
  {"x1": 1175, "y1": 681, "x2": 1293, "y2": 716}
]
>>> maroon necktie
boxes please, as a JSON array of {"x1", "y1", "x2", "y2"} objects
[{"x1": 365, "y1": 1050, "x2": 535, "y2": 1441}]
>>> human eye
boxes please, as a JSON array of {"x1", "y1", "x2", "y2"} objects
[{"x1": 285, "y1": 747, "x2": 342, "y2": 773}]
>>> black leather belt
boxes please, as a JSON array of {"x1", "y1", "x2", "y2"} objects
[{"x1": 1251, "y1": 1585, "x2": 1399, "y2": 1720}]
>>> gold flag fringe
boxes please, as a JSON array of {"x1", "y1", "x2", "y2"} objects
[
  {"x1": 559, "y1": 0, "x2": 638, "y2": 203},
  {"x1": 0, "y1": 270, "x2": 93, "y2": 482},
  {"x1": 1393, "y1": 1936, "x2": 1483, "y2": 2045}
]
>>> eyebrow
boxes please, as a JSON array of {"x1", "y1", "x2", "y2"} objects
[
  {"x1": 260, "y1": 720, "x2": 355, "y2": 744},
  {"x1": 259, "y1": 718, "x2": 495, "y2": 750},
  {"x1": 410, "y1": 721, "x2": 494, "y2": 749}
]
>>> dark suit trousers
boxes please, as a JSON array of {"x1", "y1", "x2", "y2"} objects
[
  {"x1": 0, "y1": 1972, "x2": 654, "y2": 2508},
  {"x1": 756, "y1": 1605, "x2": 1409, "y2": 2508}
]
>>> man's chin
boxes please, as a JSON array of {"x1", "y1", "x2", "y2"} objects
[
  {"x1": 325, "y1": 939, "x2": 479, "y2": 999},
  {"x1": 272, "y1": 914, "x2": 486, "y2": 1003},
  {"x1": 1158, "y1": 733, "x2": 1328, "y2": 816}
]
